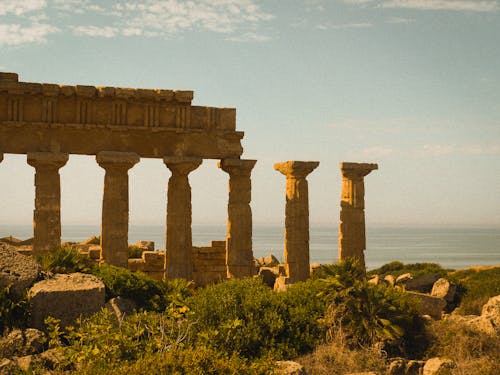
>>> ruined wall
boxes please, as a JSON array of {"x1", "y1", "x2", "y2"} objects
[{"x1": 192, "y1": 241, "x2": 227, "y2": 286}]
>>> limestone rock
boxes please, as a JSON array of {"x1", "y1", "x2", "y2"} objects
[
  {"x1": 395, "y1": 273, "x2": 412, "y2": 284},
  {"x1": 403, "y1": 274, "x2": 440, "y2": 293},
  {"x1": 274, "y1": 276, "x2": 292, "y2": 292},
  {"x1": 345, "y1": 372, "x2": 377, "y2": 375},
  {"x1": 406, "y1": 360, "x2": 425, "y2": 375},
  {"x1": 0, "y1": 245, "x2": 41, "y2": 297},
  {"x1": 37, "y1": 348, "x2": 67, "y2": 370},
  {"x1": 0, "y1": 358, "x2": 15, "y2": 374},
  {"x1": 384, "y1": 274, "x2": 395, "y2": 286},
  {"x1": 387, "y1": 358, "x2": 405, "y2": 375},
  {"x1": 259, "y1": 267, "x2": 279, "y2": 288},
  {"x1": 407, "y1": 291, "x2": 446, "y2": 320},
  {"x1": 13, "y1": 355, "x2": 33, "y2": 372},
  {"x1": 275, "y1": 360, "x2": 306, "y2": 375},
  {"x1": 431, "y1": 278, "x2": 456, "y2": 302},
  {"x1": 105, "y1": 297, "x2": 136, "y2": 321},
  {"x1": 136, "y1": 240, "x2": 154, "y2": 251},
  {"x1": 29, "y1": 273, "x2": 105, "y2": 330},
  {"x1": 263, "y1": 254, "x2": 280, "y2": 267},
  {"x1": 480, "y1": 294, "x2": 500, "y2": 334},
  {"x1": 368, "y1": 274, "x2": 379, "y2": 285},
  {"x1": 423, "y1": 357, "x2": 456, "y2": 375},
  {"x1": 0, "y1": 329, "x2": 24, "y2": 358}
]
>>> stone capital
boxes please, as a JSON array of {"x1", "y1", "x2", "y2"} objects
[
  {"x1": 274, "y1": 161, "x2": 319, "y2": 179},
  {"x1": 96, "y1": 151, "x2": 140, "y2": 170},
  {"x1": 27, "y1": 152, "x2": 69, "y2": 169},
  {"x1": 340, "y1": 162, "x2": 378, "y2": 179},
  {"x1": 163, "y1": 156, "x2": 202, "y2": 176},
  {"x1": 218, "y1": 158, "x2": 256, "y2": 176}
]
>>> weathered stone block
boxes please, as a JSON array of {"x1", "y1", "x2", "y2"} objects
[
  {"x1": 0, "y1": 245, "x2": 41, "y2": 297},
  {"x1": 142, "y1": 251, "x2": 165, "y2": 271},
  {"x1": 407, "y1": 291, "x2": 446, "y2": 320},
  {"x1": 29, "y1": 273, "x2": 105, "y2": 330},
  {"x1": 423, "y1": 357, "x2": 456, "y2": 375},
  {"x1": 431, "y1": 278, "x2": 456, "y2": 302}
]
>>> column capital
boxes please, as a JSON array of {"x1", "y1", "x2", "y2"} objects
[
  {"x1": 27, "y1": 152, "x2": 69, "y2": 169},
  {"x1": 340, "y1": 162, "x2": 378, "y2": 179},
  {"x1": 218, "y1": 158, "x2": 256, "y2": 176},
  {"x1": 274, "y1": 161, "x2": 319, "y2": 179},
  {"x1": 163, "y1": 156, "x2": 202, "y2": 175},
  {"x1": 97, "y1": 151, "x2": 140, "y2": 170}
]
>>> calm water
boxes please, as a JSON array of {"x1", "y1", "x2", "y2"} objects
[{"x1": 1, "y1": 224, "x2": 499, "y2": 270}]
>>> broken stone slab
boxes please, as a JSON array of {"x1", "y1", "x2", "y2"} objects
[
  {"x1": 29, "y1": 273, "x2": 105, "y2": 330},
  {"x1": 403, "y1": 274, "x2": 440, "y2": 293},
  {"x1": 135, "y1": 240, "x2": 154, "y2": 251},
  {"x1": 423, "y1": 357, "x2": 456, "y2": 375},
  {"x1": 0, "y1": 244, "x2": 42, "y2": 297},
  {"x1": 407, "y1": 291, "x2": 446, "y2": 320},
  {"x1": 395, "y1": 273, "x2": 412, "y2": 284},
  {"x1": 431, "y1": 278, "x2": 456, "y2": 302},
  {"x1": 263, "y1": 254, "x2": 280, "y2": 267}
]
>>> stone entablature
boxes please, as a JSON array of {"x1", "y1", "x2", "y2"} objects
[{"x1": 0, "y1": 72, "x2": 242, "y2": 159}]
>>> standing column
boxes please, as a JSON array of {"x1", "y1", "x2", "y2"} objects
[
  {"x1": 27, "y1": 152, "x2": 69, "y2": 255},
  {"x1": 163, "y1": 157, "x2": 202, "y2": 280},
  {"x1": 338, "y1": 162, "x2": 378, "y2": 270},
  {"x1": 275, "y1": 161, "x2": 319, "y2": 282},
  {"x1": 97, "y1": 151, "x2": 139, "y2": 267},
  {"x1": 218, "y1": 159, "x2": 257, "y2": 278}
]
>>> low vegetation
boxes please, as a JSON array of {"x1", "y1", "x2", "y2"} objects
[{"x1": 2, "y1": 248, "x2": 499, "y2": 374}]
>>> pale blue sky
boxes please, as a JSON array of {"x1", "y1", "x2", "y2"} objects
[{"x1": 0, "y1": 0, "x2": 499, "y2": 229}]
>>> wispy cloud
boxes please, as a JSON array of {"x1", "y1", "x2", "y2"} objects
[
  {"x1": 0, "y1": 0, "x2": 274, "y2": 46},
  {"x1": 0, "y1": 0, "x2": 46, "y2": 16},
  {"x1": 418, "y1": 143, "x2": 500, "y2": 157},
  {"x1": 0, "y1": 23, "x2": 59, "y2": 45},
  {"x1": 382, "y1": 0, "x2": 498, "y2": 12},
  {"x1": 317, "y1": 22, "x2": 373, "y2": 30}
]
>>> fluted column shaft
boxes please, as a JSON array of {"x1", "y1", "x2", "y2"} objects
[
  {"x1": 27, "y1": 152, "x2": 69, "y2": 255},
  {"x1": 275, "y1": 161, "x2": 319, "y2": 282},
  {"x1": 164, "y1": 157, "x2": 202, "y2": 280},
  {"x1": 219, "y1": 159, "x2": 256, "y2": 278},
  {"x1": 97, "y1": 151, "x2": 139, "y2": 267},
  {"x1": 338, "y1": 162, "x2": 378, "y2": 270}
]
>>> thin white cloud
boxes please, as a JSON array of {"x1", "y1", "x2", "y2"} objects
[
  {"x1": 317, "y1": 22, "x2": 373, "y2": 30},
  {"x1": 72, "y1": 25, "x2": 119, "y2": 38},
  {"x1": 0, "y1": 23, "x2": 59, "y2": 45},
  {"x1": 226, "y1": 31, "x2": 271, "y2": 42},
  {"x1": 0, "y1": 0, "x2": 46, "y2": 16},
  {"x1": 381, "y1": 0, "x2": 498, "y2": 12}
]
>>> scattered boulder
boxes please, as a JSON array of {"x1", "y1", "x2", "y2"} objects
[
  {"x1": 423, "y1": 357, "x2": 456, "y2": 375},
  {"x1": 368, "y1": 274, "x2": 379, "y2": 285},
  {"x1": 13, "y1": 355, "x2": 33, "y2": 372},
  {"x1": 259, "y1": 267, "x2": 279, "y2": 288},
  {"x1": 135, "y1": 240, "x2": 154, "y2": 251},
  {"x1": 37, "y1": 348, "x2": 68, "y2": 370},
  {"x1": 275, "y1": 360, "x2": 306, "y2": 375},
  {"x1": 407, "y1": 291, "x2": 446, "y2": 320},
  {"x1": 105, "y1": 297, "x2": 136, "y2": 321},
  {"x1": 431, "y1": 278, "x2": 456, "y2": 302},
  {"x1": 395, "y1": 273, "x2": 412, "y2": 284},
  {"x1": 403, "y1": 274, "x2": 440, "y2": 293},
  {"x1": 0, "y1": 244, "x2": 41, "y2": 297},
  {"x1": 0, "y1": 329, "x2": 24, "y2": 358},
  {"x1": 82, "y1": 236, "x2": 100, "y2": 245},
  {"x1": 480, "y1": 295, "x2": 500, "y2": 335},
  {"x1": 29, "y1": 273, "x2": 105, "y2": 330},
  {"x1": 0, "y1": 358, "x2": 15, "y2": 374},
  {"x1": 406, "y1": 360, "x2": 425, "y2": 375},
  {"x1": 383, "y1": 274, "x2": 395, "y2": 286},
  {"x1": 387, "y1": 358, "x2": 405, "y2": 375},
  {"x1": 263, "y1": 254, "x2": 280, "y2": 267}
]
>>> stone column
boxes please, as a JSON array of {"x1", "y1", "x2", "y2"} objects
[
  {"x1": 27, "y1": 152, "x2": 69, "y2": 255},
  {"x1": 97, "y1": 151, "x2": 139, "y2": 267},
  {"x1": 218, "y1": 159, "x2": 257, "y2": 278},
  {"x1": 275, "y1": 161, "x2": 319, "y2": 282},
  {"x1": 338, "y1": 162, "x2": 378, "y2": 270},
  {"x1": 163, "y1": 156, "x2": 202, "y2": 280}
]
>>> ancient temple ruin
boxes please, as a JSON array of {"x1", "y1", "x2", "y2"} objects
[
  {"x1": 1, "y1": 71, "x2": 378, "y2": 285},
  {"x1": 0, "y1": 71, "x2": 255, "y2": 282}
]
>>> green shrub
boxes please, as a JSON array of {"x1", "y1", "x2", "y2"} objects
[
  {"x1": 37, "y1": 246, "x2": 93, "y2": 274},
  {"x1": 368, "y1": 261, "x2": 448, "y2": 279},
  {"x1": 0, "y1": 282, "x2": 30, "y2": 333},
  {"x1": 128, "y1": 245, "x2": 145, "y2": 259},
  {"x1": 187, "y1": 277, "x2": 327, "y2": 359},
  {"x1": 91, "y1": 264, "x2": 193, "y2": 312},
  {"x1": 453, "y1": 267, "x2": 500, "y2": 315}
]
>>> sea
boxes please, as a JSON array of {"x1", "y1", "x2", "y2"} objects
[{"x1": 1, "y1": 224, "x2": 499, "y2": 271}]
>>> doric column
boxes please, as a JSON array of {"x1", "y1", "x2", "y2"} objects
[
  {"x1": 27, "y1": 152, "x2": 69, "y2": 255},
  {"x1": 97, "y1": 151, "x2": 139, "y2": 267},
  {"x1": 163, "y1": 156, "x2": 202, "y2": 280},
  {"x1": 275, "y1": 161, "x2": 319, "y2": 282},
  {"x1": 338, "y1": 162, "x2": 378, "y2": 270},
  {"x1": 218, "y1": 159, "x2": 257, "y2": 278}
]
